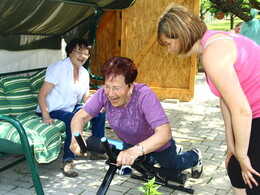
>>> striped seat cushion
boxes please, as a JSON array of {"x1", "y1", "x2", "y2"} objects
[
  {"x1": 0, "y1": 80, "x2": 11, "y2": 115},
  {"x1": 0, "y1": 111, "x2": 66, "y2": 163},
  {"x1": 2, "y1": 76, "x2": 37, "y2": 116},
  {"x1": 30, "y1": 69, "x2": 46, "y2": 95}
]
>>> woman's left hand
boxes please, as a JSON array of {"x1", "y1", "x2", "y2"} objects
[
  {"x1": 116, "y1": 146, "x2": 141, "y2": 167},
  {"x1": 238, "y1": 155, "x2": 260, "y2": 189},
  {"x1": 225, "y1": 148, "x2": 234, "y2": 169}
]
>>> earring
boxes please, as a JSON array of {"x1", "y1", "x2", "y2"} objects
[{"x1": 130, "y1": 86, "x2": 134, "y2": 95}]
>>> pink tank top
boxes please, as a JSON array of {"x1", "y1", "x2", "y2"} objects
[{"x1": 202, "y1": 30, "x2": 260, "y2": 118}]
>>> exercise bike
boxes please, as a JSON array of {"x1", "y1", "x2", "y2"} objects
[{"x1": 74, "y1": 133, "x2": 194, "y2": 195}]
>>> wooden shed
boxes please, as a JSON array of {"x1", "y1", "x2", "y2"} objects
[{"x1": 90, "y1": 0, "x2": 200, "y2": 101}]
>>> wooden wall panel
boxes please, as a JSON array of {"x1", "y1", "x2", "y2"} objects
[{"x1": 90, "y1": 0, "x2": 200, "y2": 101}]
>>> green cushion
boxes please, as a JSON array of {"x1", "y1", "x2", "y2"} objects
[
  {"x1": 2, "y1": 76, "x2": 31, "y2": 94},
  {"x1": 30, "y1": 69, "x2": 46, "y2": 94},
  {"x1": 0, "y1": 80, "x2": 11, "y2": 115},
  {"x1": 2, "y1": 76, "x2": 37, "y2": 116},
  {"x1": 0, "y1": 111, "x2": 66, "y2": 163}
]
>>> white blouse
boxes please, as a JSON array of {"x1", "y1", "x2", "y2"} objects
[{"x1": 36, "y1": 57, "x2": 89, "y2": 113}]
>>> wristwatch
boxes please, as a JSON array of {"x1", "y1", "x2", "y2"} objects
[{"x1": 136, "y1": 144, "x2": 144, "y2": 156}]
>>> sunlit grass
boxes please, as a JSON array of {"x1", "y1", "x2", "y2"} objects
[
  {"x1": 207, "y1": 15, "x2": 260, "y2": 31},
  {"x1": 207, "y1": 18, "x2": 243, "y2": 31}
]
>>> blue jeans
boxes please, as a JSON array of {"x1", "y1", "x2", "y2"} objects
[
  {"x1": 123, "y1": 139, "x2": 198, "y2": 171},
  {"x1": 36, "y1": 104, "x2": 106, "y2": 162}
]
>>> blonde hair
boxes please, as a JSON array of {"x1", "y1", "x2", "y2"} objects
[{"x1": 157, "y1": 4, "x2": 207, "y2": 55}]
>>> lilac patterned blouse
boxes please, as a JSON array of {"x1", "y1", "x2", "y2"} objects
[{"x1": 83, "y1": 83, "x2": 171, "y2": 151}]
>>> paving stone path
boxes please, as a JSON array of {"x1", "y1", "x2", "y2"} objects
[{"x1": 0, "y1": 73, "x2": 232, "y2": 195}]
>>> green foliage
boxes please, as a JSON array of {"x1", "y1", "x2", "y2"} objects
[
  {"x1": 202, "y1": 0, "x2": 260, "y2": 29},
  {"x1": 200, "y1": 0, "x2": 218, "y2": 20},
  {"x1": 201, "y1": 0, "x2": 218, "y2": 14},
  {"x1": 136, "y1": 177, "x2": 163, "y2": 195}
]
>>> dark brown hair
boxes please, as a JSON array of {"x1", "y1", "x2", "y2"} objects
[
  {"x1": 65, "y1": 37, "x2": 92, "y2": 57},
  {"x1": 101, "y1": 56, "x2": 138, "y2": 85}
]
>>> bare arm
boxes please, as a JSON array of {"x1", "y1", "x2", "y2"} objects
[
  {"x1": 203, "y1": 37, "x2": 251, "y2": 160},
  {"x1": 38, "y1": 81, "x2": 55, "y2": 124},
  {"x1": 202, "y1": 35, "x2": 260, "y2": 187},
  {"x1": 220, "y1": 98, "x2": 234, "y2": 149},
  {"x1": 116, "y1": 123, "x2": 172, "y2": 166},
  {"x1": 70, "y1": 108, "x2": 93, "y2": 156},
  {"x1": 220, "y1": 98, "x2": 235, "y2": 169}
]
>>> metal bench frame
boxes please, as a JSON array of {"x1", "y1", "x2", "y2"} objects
[{"x1": 0, "y1": 115, "x2": 44, "y2": 195}]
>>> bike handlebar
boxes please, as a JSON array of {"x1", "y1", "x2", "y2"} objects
[{"x1": 100, "y1": 137, "x2": 117, "y2": 163}]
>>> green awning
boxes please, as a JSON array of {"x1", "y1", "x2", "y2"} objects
[{"x1": 0, "y1": 0, "x2": 135, "y2": 50}]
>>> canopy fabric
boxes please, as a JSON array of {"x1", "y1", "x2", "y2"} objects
[{"x1": 0, "y1": 0, "x2": 135, "y2": 50}]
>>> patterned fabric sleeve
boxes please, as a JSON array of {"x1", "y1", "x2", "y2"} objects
[{"x1": 139, "y1": 86, "x2": 169, "y2": 129}]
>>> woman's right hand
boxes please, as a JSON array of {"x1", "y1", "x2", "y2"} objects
[
  {"x1": 42, "y1": 116, "x2": 56, "y2": 124},
  {"x1": 70, "y1": 139, "x2": 88, "y2": 157},
  {"x1": 116, "y1": 146, "x2": 141, "y2": 167},
  {"x1": 238, "y1": 155, "x2": 260, "y2": 189}
]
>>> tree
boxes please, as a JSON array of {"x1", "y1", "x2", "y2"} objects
[
  {"x1": 209, "y1": 0, "x2": 260, "y2": 22},
  {"x1": 200, "y1": 0, "x2": 213, "y2": 20}
]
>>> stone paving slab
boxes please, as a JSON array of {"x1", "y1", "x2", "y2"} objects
[{"x1": 0, "y1": 73, "x2": 233, "y2": 195}]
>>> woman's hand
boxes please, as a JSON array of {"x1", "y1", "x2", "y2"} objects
[
  {"x1": 115, "y1": 123, "x2": 172, "y2": 167},
  {"x1": 69, "y1": 138, "x2": 88, "y2": 157},
  {"x1": 237, "y1": 155, "x2": 260, "y2": 189},
  {"x1": 116, "y1": 146, "x2": 141, "y2": 167},
  {"x1": 42, "y1": 116, "x2": 56, "y2": 124}
]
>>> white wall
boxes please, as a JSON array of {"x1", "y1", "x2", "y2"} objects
[{"x1": 0, "y1": 49, "x2": 62, "y2": 74}]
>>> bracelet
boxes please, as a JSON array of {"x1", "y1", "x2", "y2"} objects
[{"x1": 136, "y1": 144, "x2": 144, "y2": 156}]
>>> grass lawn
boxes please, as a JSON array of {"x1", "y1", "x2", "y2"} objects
[
  {"x1": 207, "y1": 15, "x2": 260, "y2": 31},
  {"x1": 207, "y1": 18, "x2": 243, "y2": 31}
]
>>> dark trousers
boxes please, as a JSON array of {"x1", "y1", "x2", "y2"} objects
[
  {"x1": 227, "y1": 118, "x2": 260, "y2": 194},
  {"x1": 123, "y1": 139, "x2": 198, "y2": 171}
]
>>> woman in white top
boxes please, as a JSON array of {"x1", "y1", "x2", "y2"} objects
[{"x1": 36, "y1": 38, "x2": 106, "y2": 177}]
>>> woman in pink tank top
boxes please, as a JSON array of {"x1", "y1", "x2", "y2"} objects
[{"x1": 157, "y1": 3, "x2": 260, "y2": 195}]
